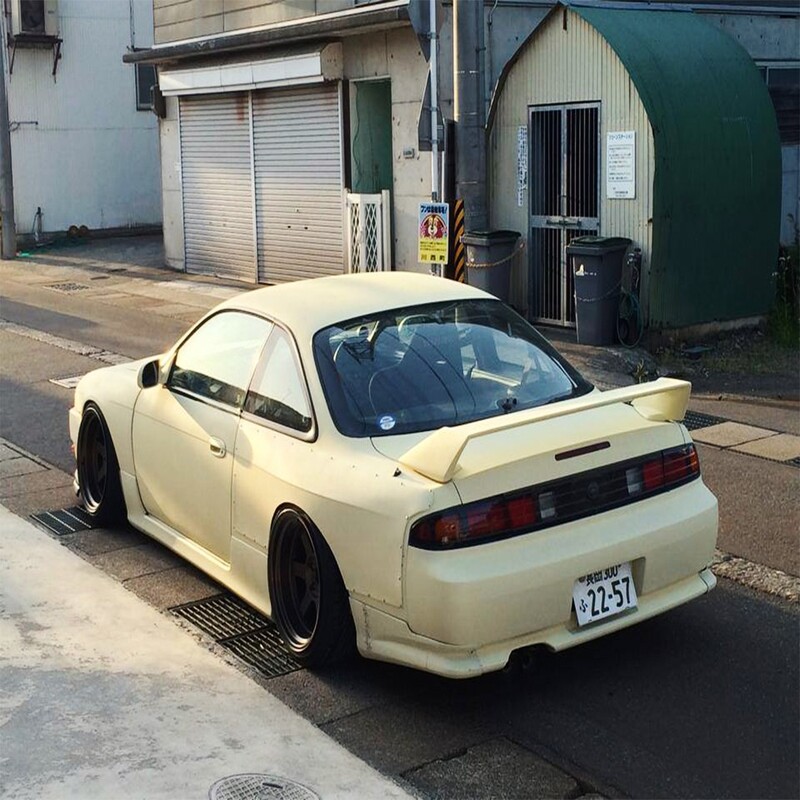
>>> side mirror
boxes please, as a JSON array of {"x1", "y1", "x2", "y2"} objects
[{"x1": 138, "y1": 359, "x2": 160, "y2": 389}]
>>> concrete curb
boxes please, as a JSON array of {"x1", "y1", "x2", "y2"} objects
[{"x1": 711, "y1": 549, "x2": 800, "y2": 604}]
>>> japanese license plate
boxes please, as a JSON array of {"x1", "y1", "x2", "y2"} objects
[{"x1": 573, "y1": 562, "x2": 638, "y2": 627}]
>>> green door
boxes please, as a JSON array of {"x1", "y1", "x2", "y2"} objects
[{"x1": 351, "y1": 80, "x2": 393, "y2": 194}]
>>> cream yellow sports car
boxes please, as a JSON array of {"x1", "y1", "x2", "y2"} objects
[{"x1": 69, "y1": 272, "x2": 718, "y2": 678}]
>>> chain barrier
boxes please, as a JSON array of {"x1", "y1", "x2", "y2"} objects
[
  {"x1": 463, "y1": 237, "x2": 526, "y2": 269},
  {"x1": 575, "y1": 281, "x2": 622, "y2": 303}
]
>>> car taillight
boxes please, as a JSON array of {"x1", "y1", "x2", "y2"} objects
[
  {"x1": 664, "y1": 445, "x2": 700, "y2": 483},
  {"x1": 409, "y1": 444, "x2": 701, "y2": 550},
  {"x1": 637, "y1": 444, "x2": 700, "y2": 493},
  {"x1": 411, "y1": 493, "x2": 538, "y2": 548}
]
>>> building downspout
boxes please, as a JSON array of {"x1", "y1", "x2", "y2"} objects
[
  {"x1": 0, "y1": 11, "x2": 16, "y2": 259},
  {"x1": 454, "y1": 0, "x2": 487, "y2": 232}
]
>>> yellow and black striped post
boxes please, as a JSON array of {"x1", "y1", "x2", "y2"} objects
[{"x1": 451, "y1": 198, "x2": 466, "y2": 282}]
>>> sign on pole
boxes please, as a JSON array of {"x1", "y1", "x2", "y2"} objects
[{"x1": 418, "y1": 201, "x2": 449, "y2": 265}]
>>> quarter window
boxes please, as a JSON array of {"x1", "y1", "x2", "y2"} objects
[
  {"x1": 245, "y1": 328, "x2": 313, "y2": 433},
  {"x1": 169, "y1": 312, "x2": 273, "y2": 409}
]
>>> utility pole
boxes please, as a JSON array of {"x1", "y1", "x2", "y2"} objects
[
  {"x1": 454, "y1": 0, "x2": 487, "y2": 232},
  {"x1": 429, "y1": 0, "x2": 440, "y2": 201},
  {"x1": 0, "y1": 18, "x2": 16, "y2": 260}
]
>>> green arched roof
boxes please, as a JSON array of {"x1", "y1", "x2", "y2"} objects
[
  {"x1": 571, "y1": 4, "x2": 781, "y2": 326},
  {"x1": 489, "y1": 4, "x2": 782, "y2": 328}
]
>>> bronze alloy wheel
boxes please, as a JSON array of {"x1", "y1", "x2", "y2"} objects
[
  {"x1": 269, "y1": 509, "x2": 355, "y2": 667},
  {"x1": 271, "y1": 513, "x2": 320, "y2": 651},
  {"x1": 76, "y1": 404, "x2": 125, "y2": 524}
]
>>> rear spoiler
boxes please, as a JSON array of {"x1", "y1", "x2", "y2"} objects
[{"x1": 398, "y1": 378, "x2": 691, "y2": 483}]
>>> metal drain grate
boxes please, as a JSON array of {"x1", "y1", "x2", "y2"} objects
[
  {"x1": 45, "y1": 282, "x2": 91, "y2": 293},
  {"x1": 209, "y1": 774, "x2": 318, "y2": 800},
  {"x1": 173, "y1": 593, "x2": 271, "y2": 641},
  {"x1": 223, "y1": 628, "x2": 302, "y2": 678},
  {"x1": 684, "y1": 410, "x2": 727, "y2": 431},
  {"x1": 31, "y1": 506, "x2": 95, "y2": 536},
  {"x1": 172, "y1": 594, "x2": 302, "y2": 679}
]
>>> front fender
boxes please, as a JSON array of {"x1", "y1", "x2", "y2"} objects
[{"x1": 70, "y1": 359, "x2": 150, "y2": 474}]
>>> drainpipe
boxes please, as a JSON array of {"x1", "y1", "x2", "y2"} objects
[
  {"x1": 453, "y1": 0, "x2": 487, "y2": 232},
  {"x1": 0, "y1": 13, "x2": 16, "y2": 259}
]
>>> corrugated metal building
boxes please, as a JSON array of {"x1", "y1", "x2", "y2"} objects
[{"x1": 489, "y1": 3, "x2": 781, "y2": 330}]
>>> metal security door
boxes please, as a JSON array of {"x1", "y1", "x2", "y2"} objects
[
  {"x1": 253, "y1": 84, "x2": 344, "y2": 284},
  {"x1": 529, "y1": 103, "x2": 599, "y2": 325},
  {"x1": 180, "y1": 93, "x2": 257, "y2": 282}
]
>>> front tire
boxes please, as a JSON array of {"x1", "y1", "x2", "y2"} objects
[
  {"x1": 76, "y1": 403, "x2": 126, "y2": 525},
  {"x1": 269, "y1": 508, "x2": 355, "y2": 667}
]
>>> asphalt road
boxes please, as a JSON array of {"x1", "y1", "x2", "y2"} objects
[{"x1": 1, "y1": 254, "x2": 798, "y2": 799}]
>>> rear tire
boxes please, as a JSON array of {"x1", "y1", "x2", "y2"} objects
[
  {"x1": 269, "y1": 508, "x2": 355, "y2": 667},
  {"x1": 76, "y1": 403, "x2": 126, "y2": 525}
]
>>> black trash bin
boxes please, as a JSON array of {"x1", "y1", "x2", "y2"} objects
[
  {"x1": 462, "y1": 230, "x2": 520, "y2": 303},
  {"x1": 566, "y1": 236, "x2": 631, "y2": 345}
]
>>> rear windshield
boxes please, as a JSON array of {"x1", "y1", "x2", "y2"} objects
[{"x1": 313, "y1": 299, "x2": 593, "y2": 437}]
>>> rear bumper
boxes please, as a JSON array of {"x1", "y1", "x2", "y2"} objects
[
  {"x1": 353, "y1": 567, "x2": 716, "y2": 679},
  {"x1": 405, "y1": 478, "x2": 717, "y2": 646}
]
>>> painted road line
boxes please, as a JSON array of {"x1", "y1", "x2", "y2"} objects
[
  {"x1": 49, "y1": 376, "x2": 86, "y2": 389},
  {"x1": 0, "y1": 319, "x2": 131, "y2": 365}
]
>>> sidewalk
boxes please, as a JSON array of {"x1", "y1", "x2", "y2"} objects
[{"x1": 0, "y1": 504, "x2": 413, "y2": 800}]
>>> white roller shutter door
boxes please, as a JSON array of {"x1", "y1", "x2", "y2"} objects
[
  {"x1": 253, "y1": 85, "x2": 344, "y2": 284},
  {"x1": 180, "y1": 94, "x2": 256, "y2": 282}
]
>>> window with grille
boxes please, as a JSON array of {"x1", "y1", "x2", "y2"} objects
[
  {"x1": 759, "y1": 64, "x2": 800, "y2": 145},
  {"x1": 135, "y1": 63, "x2": 157, "y2": 111}
]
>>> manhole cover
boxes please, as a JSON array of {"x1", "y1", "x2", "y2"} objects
[
  {"x1": 209, "y1": 774, "x2": 318, "y2": 800},
  {"x1": 45, "y1": 282, "x2": 90, "y2": 293},
  {"x1": 684, "y1": 410, "x2": 726, "y2": 431}
]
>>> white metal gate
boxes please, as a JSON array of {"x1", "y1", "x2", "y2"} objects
[
  {"x1": 345, "y1": 191, "x2": 392, "y2": 272},
  {"x1": 253, "y1": 85, "x2": 344, "y2": 284},
  {"x1": 179, "y1": 93, "x2": 256, "y2": 282}
]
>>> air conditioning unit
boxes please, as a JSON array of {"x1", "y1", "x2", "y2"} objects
[{"x1": 11, "y1": 0, "x2": 59, "y2": 37}]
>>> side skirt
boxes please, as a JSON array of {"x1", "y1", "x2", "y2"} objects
[{"x1": 120, "y1": 471, "x2": 272, "y2": 618}]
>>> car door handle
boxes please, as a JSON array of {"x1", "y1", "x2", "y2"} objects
[{"x1": 209, "y1": 437, "x2": 226, "y2": 458}]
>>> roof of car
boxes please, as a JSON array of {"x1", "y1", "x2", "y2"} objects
[{"x1": 218, "y1": 271, "x2": 492, "y2": 340}]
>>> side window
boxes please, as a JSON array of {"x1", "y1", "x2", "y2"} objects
[
  {"x1": 245, "y1": 328, "x2": 313, "y2": 433},
  {"x1": 169, "y1": 312, "x2": 273, "y2": 409}
]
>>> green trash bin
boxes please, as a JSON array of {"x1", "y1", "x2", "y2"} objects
[
  {"x1": 462, "y1": 230, "x2": 520, "y2": 303},
  {"x1": 566, "y1": 236, "x2": 631, "y2": 345}
]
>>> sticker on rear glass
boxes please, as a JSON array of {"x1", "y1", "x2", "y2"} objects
[{"x1": 379, "y1": 415, "x2": 396, "y2": 431}]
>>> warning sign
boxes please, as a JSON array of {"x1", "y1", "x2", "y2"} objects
[{"x1": 418, "y1": 202, "x2": 449, "y2": 264}]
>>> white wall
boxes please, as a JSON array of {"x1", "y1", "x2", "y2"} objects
[{"x1": 5, "y1": 0, "x2": 161, "y2": 235}]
